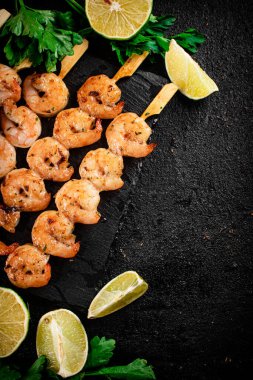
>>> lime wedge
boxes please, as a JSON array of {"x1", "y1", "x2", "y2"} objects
[
  {"x1": 0, "y1": 287, "x2": 29, "y2": 358},
  {"x1": 85, "y1": 0, "x2": 153, "y2": 40},
  {"x1": 88, "y1": 271, "x2": 148, "y2": 319},
  {"x1": 36, "y1": 309, "x2": 88, "y2": 378},
  {"x1": 165, "y1": 39, "x2": 218, "y2": 99}
]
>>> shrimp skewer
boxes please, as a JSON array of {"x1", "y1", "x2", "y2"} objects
[
  {"x1": 0, "y1": 134, "x2": 16, "y2": 178},
  {"x1": 106, "y1": 83, "x2": 180, "y2": 158},
  {"x1": 53, "y1": 108, "x2": 102, "y2": 149},
  {"x1": 27, "y1": 137, "x2": 74, "y2": 182},
  {"x1": 77, "y1": 59, "x2": 174, "y2": 197},
  {"x1": 78, "y1": 83, "x2": 175, "y2": 196},
  {"x1": 1, "y1": 99, "x2": 41, "y2": 148},
  {"x1": 79, "y1": 148, "x2": 124, "y2": 191},
  {"x1": 55, "y1": 179, "x2": 100, "y2": 225},
  {"x1": 77, "y1": 52, "x2": 148, "y2": 119},
  {"x1": 4, "y1": 244, "x2": 51, "y2": 288},
  {"x1": 1, "y1": 168, "x2": 51, "y2": 212},
  {"x1": 32, "y1": 210, "x2": 80, "y2": 258}
]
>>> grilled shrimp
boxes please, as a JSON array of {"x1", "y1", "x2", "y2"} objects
[
  {"x1": 32, "y1": 210, "x2": 80, "y2": 258},
  {"x1": 106, "y1": 112, "x2": 156, "y2": 158},
  {"x1": 0, "y1": 134, "x2": 16, "y2": 178},
  {"x1": 0, "y1": 64, "x2": 21, "y2": 105},
  {"x1": 0, "y1": 204, "x2": 20, "y2": 233},
  {"x1": 77, "y1": 74, "x2": 124, "y2": 119},
  {"x1": 23, "y1": 73, "x2": 69, "y2": 117},
  {"x1": 0, "y1": 241, "x2": 19, "y2": 256},
  {"x1": 53, "y1": 108, "x2": 102, "y2": 149},
  {"x1": 79, "y1": 148, "x2": 124, "y2": 191},
  {"x1": 55, "y1": 179, "x2": 100, "y2": 224},
  {"x1": 27, "y1": 137, "x2": 74, "y2": 182},
  {"x1": 1, "y1": 100, "x2": 41, "y2": 148},
  {"x1": 5, "y1": 244, "x2": 51, "y2": 288},
  {"x1": 1, "y1": 168, "x2": 51, "y2": 212}
]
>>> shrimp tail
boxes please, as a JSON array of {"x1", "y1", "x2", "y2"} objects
[
  {"x1": 147, "y1": 143, "x2": 157, "y2": 155},
  {"x1": 85, "y1": 211, "x2": 101, "y2": 224},
  {"x1": 95, "y1": 118, "x2": 103, "y2": 133},
  {"x1": 0, "y1": 242, "x2": 19, "y2": 256},
  {"x1": 130, "y1": 142, "x2": 157, "y2": 158},
  {"x1": 102, "y1": 101, "x2": 124, "y2": 119},
  {"x1": 71, "y1": 241, "x2": 81, "y2": 258},
  {"x1": 7, "y1": 78, "x2": 21, "y2": 103},
  {"x1": 115, "y1": 100, "x2": 124, "y2": 115}
]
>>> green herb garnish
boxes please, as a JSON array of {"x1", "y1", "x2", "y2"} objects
[
  {"x1": 84, "y1": 358, "x2": 156, "y2": 379},
  {"x1": 111, "y1": 14, "x2": 205, "y2": 65},
  {"x1": 0, "y1": 336, "x2": 156, "y2": 379},
  {"x1": 85, "y1": 336, "x2": 116, "y2": 369},
  {"x1": 0, "y1": 0, "x2": 83, "y2": 72},
  {"x1": 0, "y1": 359, "x2": 21, "y2": 380}
]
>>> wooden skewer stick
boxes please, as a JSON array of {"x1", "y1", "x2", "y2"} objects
[
  {"x1": 0, "y1": 9, "x2": 89, "y2": 79},
  {"x1": 113, "y1": 51, "x2": 149, "y2": 82},
  {"x1": 141, "y1": 83, "x2": 178, "y2": 120},
  {"x1": 13, "y1": 39, "x2": 89, "y2": 79},
  {"x1": 58, "y1": 39, "x2": 89, "y2": 79},
  {"x1": 0, "y1": 9, "x2": 10, "y2": 28},
  {"x1": 14, "y1": 58, "x2": 33, "y2": 72}
]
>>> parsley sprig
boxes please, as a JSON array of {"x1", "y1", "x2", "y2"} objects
[
  {"x1": 0, "y1": 0, "x2": 83, "y2": 72},
  {"x1": 111, "y1": 15, "x2": 206, "y2": 65},
  {"x1": 0, "y1": 336, "x2": 156, "y2": 379}
]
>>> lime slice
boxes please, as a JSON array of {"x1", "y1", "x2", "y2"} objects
[
  {"x1": 85, "y1": 0, "x2": 153, "y2": 40},
  {"x1": 36, "y1": 309, "x2": 88, "y2": 378},
  {"x1": 165, "y1": 39, "x2": 218, "y2": 100},
  {"x1": 0, "y1": 287, "x2": 29, "y2": 358},
  {"x1": 88, "y1": 271, "x2": 148, "y2": 319}
]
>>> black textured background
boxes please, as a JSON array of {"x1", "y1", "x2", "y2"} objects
[{"x1": 1, "y1": 1, "x2": 253, "y2": 379}]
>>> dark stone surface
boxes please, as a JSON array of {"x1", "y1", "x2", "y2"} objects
[
  {"x1": 0, "y1": 56, "x2": 167, "y2": 309},
  {"x1": 1, "y1": 0, "x2": 253, "y2": 379}
]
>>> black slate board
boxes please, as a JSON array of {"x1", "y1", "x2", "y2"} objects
[{"x1": 0, "y1": 53, "x2": 167, "y2": 309}]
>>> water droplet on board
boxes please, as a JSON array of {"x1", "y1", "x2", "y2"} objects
[{"x1": 152, "y1": 118, "x2": 159, "y2": 128}]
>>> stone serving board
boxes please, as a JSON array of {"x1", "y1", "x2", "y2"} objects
[{"x1": 0, "y1": 53, "x2": 167, "y2": 309}]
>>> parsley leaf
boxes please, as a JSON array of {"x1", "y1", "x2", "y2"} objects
[
  {"x1": 22, "y1": 355, "x2": 47, "y2": 380},
  {"x1": 171, "y1": 28, "x2": 206, "y2": 53},
  {"x1": 111, "y1": 15, "x2": 175, "y2": 65},
  {"x1": 0, "y1": 360, "x2": 21, "y2": 380},
  {"x1": 84, "y1": 358, "x2": 156, "y2": 379},
  {"x1": 0, "y1": 0, "x2": 83, "y2": 72},
  {"x1": 110, "y1": 14, "x2": 205, "y2": 64},
  {"x1": 85, "y1": 336, "x2": 116, "y2": 369}
]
